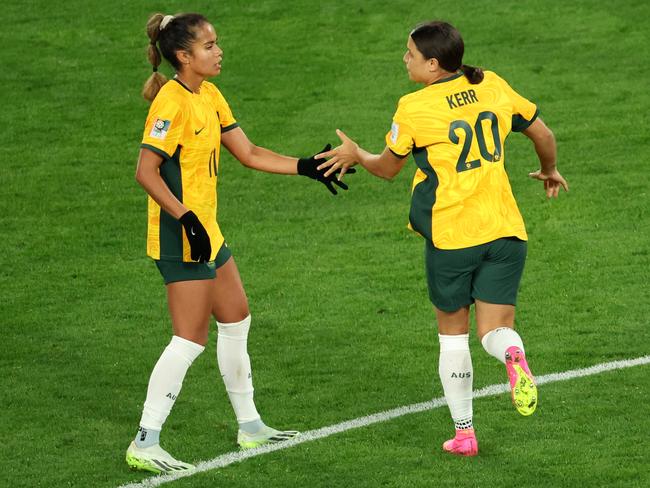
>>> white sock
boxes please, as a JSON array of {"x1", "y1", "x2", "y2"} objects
[
  {"x1": 217, "y1": 315, "x2": 261, "y2": 425},
  {"x1": 438, "y1": 334, "x2": 473, "y2": 430},
  {"x1": 139, "y1": 335, "x2": 205, "y2": 431},
  {"x1": 481, "y1": 327, "x2": 525, "y2": 364}
]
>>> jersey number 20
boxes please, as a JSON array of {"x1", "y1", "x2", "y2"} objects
[{"x1": 448, "y1": 111, "x2": 502, "y2": 173}]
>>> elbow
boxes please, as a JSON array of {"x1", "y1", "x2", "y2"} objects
[
  {"x1": 379, "y1": 166, "x2": 400, "y2": 181},
  {"x1": 135, "y1": 168, "x2": 146, "y2": 187},
  {"x1": 532, "y1": 127, "x2": 555, "y2": 149},
  {"x1": 237, "y1": 145, "x2": 258, "y2": 168},
  {"x1": 544, "y1": 127, "x2": 556, "y2": 144}
]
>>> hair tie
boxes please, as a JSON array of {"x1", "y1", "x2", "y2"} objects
[
  {"x1": 152, "y1": 66, "x2": 158, "y2": 72},
  {"x1": 160, "y1": 15, "x2": 175, "y2": 30}
]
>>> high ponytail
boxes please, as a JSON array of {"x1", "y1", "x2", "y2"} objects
[
  {"x1": 142, "y1": 13, "x2": 169, "y2": 102},
  {"x1": 460, "y1": 64, "x2": 484, "y2": 84}
]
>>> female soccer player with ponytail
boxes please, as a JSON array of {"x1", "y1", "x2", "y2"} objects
[
  {"x1": 126, "y1": 12, "x2": 350, "y2": 473},
  {"x1": 317, "y1": 21, "x2": 568, "y2": 456}
]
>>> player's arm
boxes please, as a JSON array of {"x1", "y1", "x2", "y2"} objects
[
  {"x1": 135, "y1": 148, "x2": 211, "y2": 261},
  {"x1": 221, "y1": 126, "x2": 353, "y2": 195},
  {"x1": 316, "y1": 129, "x2": 409, "y2": 181},
  {"x1": 522, "y1": 117, "x2": 569, "y2": 198},
  {"x1": 135, "y1": 148, "x2": 187, "y2": 218},
  {"x1": 221, "y1": 126, "x2": 299, "y2": 174}
]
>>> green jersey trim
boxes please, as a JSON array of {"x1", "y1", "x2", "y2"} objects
[
  {"x1": 390, "y1": 148, "x2": 410, "y2": 158},
  {"x1": 409, "y1": 147, "x2": 439, "y2": 241},
  {"x1": 512, "y1": 108, "x2": 539, "y2": 132},
  {"x1": 429, "y1": 72, "x2": 464, "y2": 85},
  {"x1": 172, "y1": 78, "x2": 193, "y2": 94},
  {"x1": 158, "y1": 146, "x2": 184, "y2": 259},
  {"x1": 141, "y1": 143, "x2": 173, "y2": 160},
  {"x1": 221, "y1": 122, "x2": 239, "y2": 133}
]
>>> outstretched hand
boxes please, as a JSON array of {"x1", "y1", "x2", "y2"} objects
[
  {"x1": 316, "y1": 129, "x2": 360, "y2": 179},
  {"x1": 297, "y1": 143, "x2": 356, "y2": 195},
  {"x1": 528, "y1": 168, "x2": 569, "y2": 198}
]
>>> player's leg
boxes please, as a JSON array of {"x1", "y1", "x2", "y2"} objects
[
  {"x1": 127, "y1": 262, "x2": 214, "y2": 473},
  {"x1": 425, "y1": 241, "x2": 479, "y2": 456},
  {"x1": 473, "y1": 238, "x2": 537, "y2": 416},
  {"x1": 211, "y1": 245, "x2": 299, "y2": 448},
  {"x1": 436, "y1": 306, "x2": 478, "y2": 456}
]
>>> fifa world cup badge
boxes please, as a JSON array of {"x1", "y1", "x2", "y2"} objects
[
  {"x1": 390, "y1": 122, "x2": 399, "y2": 144},
  {"x1": 150, "y1": 118, "x2": 171, "y2": 140}
]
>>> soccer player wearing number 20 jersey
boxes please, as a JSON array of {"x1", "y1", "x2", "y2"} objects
[{"x1": 317, "y1": 21, "x2": 568, "y2": 456}]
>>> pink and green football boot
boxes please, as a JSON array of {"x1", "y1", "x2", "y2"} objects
[{"x1": 505, "y1": 346, "x2": 538, "y2": 416}]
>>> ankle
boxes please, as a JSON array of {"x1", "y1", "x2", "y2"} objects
[{"x1": 239, "y1": 418, "x2": 265, "y2": 434}]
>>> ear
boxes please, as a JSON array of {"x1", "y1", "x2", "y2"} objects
[
  {"x1": 176, "y1": 49, "x2": 192, "y2": 66},
  {"x1": 427, "y1": 57, "x2": 440, "y2": 73}
]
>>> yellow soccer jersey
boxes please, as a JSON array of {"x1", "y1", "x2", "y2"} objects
[
  {"x1": 141, "y1": 78, "x2": 238, "y2": 261},
  {"x1": 385, "y1": 71, "x2": 538, "y2": 250}
]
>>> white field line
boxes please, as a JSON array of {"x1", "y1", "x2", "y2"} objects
[{"x1": 118, "y1": 355, "x2": 650, "y2": 488}]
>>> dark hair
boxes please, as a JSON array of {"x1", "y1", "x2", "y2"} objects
[
  {"x1": 142, "y1": 12, "x2": 209, "y2": 101},
  {"x1": 410, "y1": 21, "x2": 484, "y2": 84}
]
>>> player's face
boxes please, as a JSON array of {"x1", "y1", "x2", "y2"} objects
[
  {"x1": 403, "y1": 36, "x2": 431, "y2": 83},
  {"x1": 184, "y1": 22, "x2": 223, "y2": 78}
]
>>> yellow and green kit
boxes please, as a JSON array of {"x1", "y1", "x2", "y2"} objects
[
  {"x1": 385, "y1": 70, "x2": 538, "y2": 250},
  {"x1": 141, "y1": 78, "x2": 238, "y2": 262}
]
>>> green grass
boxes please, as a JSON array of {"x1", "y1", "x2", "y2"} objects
[{"x1": 1, "y1": 0, "x2": 649, "y2": 487}]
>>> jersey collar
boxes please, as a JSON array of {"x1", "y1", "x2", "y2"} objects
[
  {"x1": 173, "y1": 77, "x2": 194, "y2": 94},
  {"x1": 428, "y1": 71, "x2": 463, "y2": 85}
]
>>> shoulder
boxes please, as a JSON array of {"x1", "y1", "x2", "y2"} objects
[
  {"x1": 482, "y1": 70, "x2": 511, "y2": 88},
  {"x1": 151, "y1": 81, "x2": 189, "y2": 111},
  {"x1": 201, "y1": 81, "x2": 226, "y2": 99},
  {"x1": 481, "y1": 70, "x2": 501, "y2": 83},
  {"x1": 201, "y1": 80, "x2": 218, "y2": 93},
  {"x1": 396, "y1": 88, "x2": 426, "y2": 111},
  {"x1": 398, "y1": 89, "x2": 422, "y2": 106}
]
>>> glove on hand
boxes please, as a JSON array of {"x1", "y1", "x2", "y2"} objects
[
  {"x1": 179, "y1": 210, "x2": 212, "y2": 262},
  {"x1": 297, "y1": 144, "x2": 356, "y2": 195}
]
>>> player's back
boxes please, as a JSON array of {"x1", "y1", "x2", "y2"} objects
[{"x1": 394, "y1": 71, "x2": 538, "y2": 248}]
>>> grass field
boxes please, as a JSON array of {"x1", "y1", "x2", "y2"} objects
[{"x1": 2, "y1": 0, "x2": 649, "y2": 487}]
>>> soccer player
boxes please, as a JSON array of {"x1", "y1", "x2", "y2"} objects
[
  {"x1": 126, "y1": 12, "x2": 351, "y2": 474},
  {"x1": 316, "y1": 21, "x2": 568, "y2": 456}
]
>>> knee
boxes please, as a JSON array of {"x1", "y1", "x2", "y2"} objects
[
  {"x1": 176, "y1": 331, "x2": 209, "y2": 346},
  {"x1": 215, "y1": 304, "x2": 250, "y2": 324}
]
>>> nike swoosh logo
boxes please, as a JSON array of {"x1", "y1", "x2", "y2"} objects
[
  {"x1": 191, "y1": 228, "x2": 196, "y2": 236},
  {"x1": 195, "y1": 127, "x2": 205, "y2": 135}
]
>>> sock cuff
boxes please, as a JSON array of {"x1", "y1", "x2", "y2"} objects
[
  {"x1": 480, "y1": 327, "x2": 524, "y2": 353},
  {"x1": 226, "y1": 387, "x2": 255, "y2": 395},
  {"x1": 168, "y1": 335, "x2": 205, "y2": 363},
  {"x1": 217, "y1": 314, "x2": 251, "y2": 339},
  {"x1": 438, "y1": 334, "x2": 470, "y2": 352}
]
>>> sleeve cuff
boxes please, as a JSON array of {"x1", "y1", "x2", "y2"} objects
[
  {"x1": 389, "y1": 148, "x2": 410, "y2": 158},
  {"x1": 221, "y1": 122, "x2": 239, "y2": 133},
  {"x1": 140, "y1": 143, "x2": 172, "y2": 160},
  {"x1": 511, "y1": 108, "x2": 539, "y2": 132}
]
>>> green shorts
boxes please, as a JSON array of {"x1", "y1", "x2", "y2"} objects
[
  {"x1": 154, "y1": 243, "x2": 232, "y2": 285},
  {"x1": 424, "y1": 237, "x2": 527, "y2": 312}
]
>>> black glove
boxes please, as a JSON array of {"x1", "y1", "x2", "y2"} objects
[
  {"x1": 297, "y1": 144, "x2": 356, "y2": 195},
  {"x1": 179, "y1": 211, "x2": 212, "y2": 262}
]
